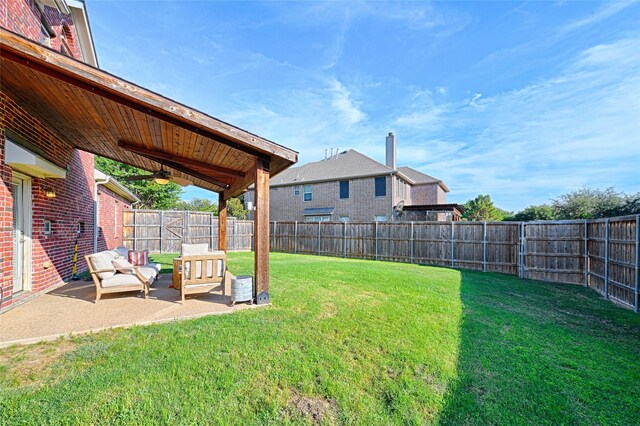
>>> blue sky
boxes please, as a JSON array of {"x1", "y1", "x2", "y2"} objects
[{"x1": 88, "y1": 1, "x2": 640, "y2": 211}]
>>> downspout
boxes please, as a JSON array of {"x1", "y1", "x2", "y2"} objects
[{"x1": 94, "y1": 176, "x2": 110, "y2": 253}]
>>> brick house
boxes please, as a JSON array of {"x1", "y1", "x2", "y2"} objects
[
  {"x1": 0, "y1": 0, "x2": 138, "y2": 311},
  {"x1": 245, "y1": 132, "x2": 455, "y2": 222}
]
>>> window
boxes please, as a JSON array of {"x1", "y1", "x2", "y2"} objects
[
  {"x1": 374, "y1": 215, "x2": 387, "y2": 222},
  {"x1": 305, "y1": 215, "x2": 330, "y2": 222},
  {"x1": 375, "y1": 177, "x2": 386, "y2": 197},
  {"x1": 304, "y1": 184, "x2": 312, "y2": 201},
  {"x1": 339, "y1": 180, "x2": 349, "y2": 199},
  {"x1": 77, "y1": 222, "x2": 84, "y2": 234},
  {"x1": 292, "y1": 185, "x2": 301, "y2": 196},
  {"x1": 339, "y1": 216, "x2": 350, "y2": 222},
  {"x1": 40, "y1": 23, "x2": 50, "y2": 47},
  {"x1": 44, "y1": 220, "x2": 52, "y2": 234}
]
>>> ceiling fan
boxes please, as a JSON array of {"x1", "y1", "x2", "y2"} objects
[{"x1": 121, "y1": 165, "x2": 192, "y2": 186}]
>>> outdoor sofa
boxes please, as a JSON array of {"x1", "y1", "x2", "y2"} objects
[{"x1": 85, "y1": 246, "x2": 161, "y2": 303}]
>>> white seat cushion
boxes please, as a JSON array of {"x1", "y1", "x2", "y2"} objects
[
  {"x1": 182, "y1": 243, "x2": 209, "y2": 256},
  {"x1": 101, "y1": 273, "x2": 143, "y2": 288},
  {"x1": 136, "y1": 266, "x2": 158, "y2": 283},
  {"x1": 89, "y1": 251, "x2": 116, "y2": 279}
]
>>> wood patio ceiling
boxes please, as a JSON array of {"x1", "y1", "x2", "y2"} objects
[{"x1": 0, "y1": 28, "x2": 298, "y2": 196}]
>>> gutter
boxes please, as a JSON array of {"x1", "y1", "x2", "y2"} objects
[{"x1": 94, "y1": 175, "x2": 110, "y2": 253}]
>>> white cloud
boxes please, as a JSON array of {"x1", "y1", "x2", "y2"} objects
[
  {"x1": 395, "y1": 35, "x2": 640, "y2": 210},
  {"x1": 328, "y1": 78, "x2": 367, "y2": 125}
]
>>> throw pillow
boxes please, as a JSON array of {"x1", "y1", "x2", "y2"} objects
[{"x1": 128, "y1": 250, "x2": 148, "y2": 266}]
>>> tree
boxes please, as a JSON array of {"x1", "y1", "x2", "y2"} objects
[
  {"x1": 227, "y1": 197, "x2": 248, "y2": 219},
  {"x1": 95, "y1": 156, "x2": 182, "y2": 209},
  {"x1": 551, "y1": 187, "x2": 636, "y2": 219},
  {"x1": 175, "y1": 198, "x2": 218, "y2": 213},
  {"x1": 462, "y1": 194, "x2": 510, "y2": 221},
  {"x1": 507, "y1": 204, "x2": 557, "y2": 222}
]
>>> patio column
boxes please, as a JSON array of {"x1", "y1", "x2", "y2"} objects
[
  {"x1": 218, "y1": 195, "x2": 227, "y2": 251},
  {"x1": 254, "y1": 157, "x2": 270, "y2": 305}
]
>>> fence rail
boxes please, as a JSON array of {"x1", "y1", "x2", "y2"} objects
[{"x1": 123, "y1": 210, "x2": 640, "y2": 313}]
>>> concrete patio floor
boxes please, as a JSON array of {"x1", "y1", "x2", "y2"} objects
[{"x1": 0, "y1": 274, "x2": 258, "y2": 348}]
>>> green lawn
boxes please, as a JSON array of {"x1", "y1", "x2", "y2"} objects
[{"x1": 1, "y1": 252, "x2": 639, "y2": 425}]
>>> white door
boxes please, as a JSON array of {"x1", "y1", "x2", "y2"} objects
[{"x1": 12, "y1": 177, "x2": 25, "y2": 293}]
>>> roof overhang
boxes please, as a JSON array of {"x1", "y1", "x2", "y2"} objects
[{"x1": 0, "y1": 28, "x2": 298, "y2": 198}]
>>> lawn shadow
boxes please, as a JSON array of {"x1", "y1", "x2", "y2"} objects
[{"x1": 436, "y1": 270, "x2": 640, "y2": 425}]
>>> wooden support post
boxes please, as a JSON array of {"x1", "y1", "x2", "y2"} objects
[
  {"x1": 604, "y1": 218, "x2": 610, "y2": 299},
  {"x1": 218, "y1": 196, "x2": 227, "y2": 252},
  {"x1": 253, "y1": 158, "x2": 270, "y2": 304},
  {"x1": 483, "y1": 222, "x2": 487, "y2": 273}
]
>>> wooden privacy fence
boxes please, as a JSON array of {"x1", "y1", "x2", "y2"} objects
[
  {"x1": 123, "y1": 210, "x2": 253, "y2": 253},
  {"x1": 123, "y1": 210, "x2": 639, "y2": 312},
  {"x1": 269, "y1": 215, "x2": 640, "y2": 312}
]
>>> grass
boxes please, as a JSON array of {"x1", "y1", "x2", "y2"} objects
[{"x1": 1, "y1": 252, "x2": 639, "y2": 425}]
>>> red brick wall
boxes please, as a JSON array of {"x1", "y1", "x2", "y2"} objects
[
  {"x1": 1, "y1": 92, "x2": 95, "y2": 309},
  {"x1": 97, "y1": 186, "x2": 133, "y2": 252},
  {"x1": 3, "y1": 0, "x2": 83, "y2": 60}
]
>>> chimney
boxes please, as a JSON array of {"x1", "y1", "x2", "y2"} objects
[{"x1": 385, "y1": 132, "x2": 396, "y2": 170}]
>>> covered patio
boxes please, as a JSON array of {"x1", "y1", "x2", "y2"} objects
[
  {"x1": 0, "y1": 28, "x2": 297, "y2": 316},
  {"x1": 0, "y1": 271, "x2": 259, "y2": 348}
]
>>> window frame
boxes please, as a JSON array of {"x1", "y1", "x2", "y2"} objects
[
  {"x1": 339, "y1": 180, "x2": 349, "y2": 199},
  {"x1": 292, "y1": 185, "x2": 301, "y2": 197},
  {"x1": 374, "y1": 176, "x2": 387, "y2": 197},
  {"x1": 303, "y1": 184, "x2": 312, "y2": 202}
]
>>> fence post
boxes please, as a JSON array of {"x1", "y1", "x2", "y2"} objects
[
  {"x1": 133, "y1": 210, "x2": 137, "y2": 251},
  {"x1": 232, "y1": 219, "x2": 237, "y2": 251},
  {"x1": 519, "y1": 222, "x2": 525, "y2": 279},
  {"x1": 410, "y1": 222, "x2": 414, "y2": 264},
  {"x1": 184, "y1": 211, "x2": 189, "y2": 245},
  {"x1": 584, "y1": 219, "x2": 588, "y2": 287},
  {"x1": 604, "y1": 218, "x2": 610, "y2": 299},
  {"x1": 159, "y1": 211, "x2": 164, "y2": 253},
  {"x1": 634, "y1": 215, "x2": 639, "y2": 313},
  {"x1": 318, "y1": 221, "x2": 321, "y2": 255},
  {"x1": 294, "y1": 221, "x2": 298, "y2": 254},
  {"x1": 209, "y1": 212, "x2": 214, "y2": 251},
  {"x1": 375, "y1": 222, "x2": 379, "y2": 260},
  {"x1": 273, "y1": 221, "x2": 277, "y2": 253},
  {"x1": 343, "y1": 221, "x2": 347, "y2": 258},
  {"x1": 450, "y1": 221, "x2": 455, "y2": 268}
]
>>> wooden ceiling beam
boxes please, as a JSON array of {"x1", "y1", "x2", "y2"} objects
[
  {"x1": 126, "y1": 148, "x2": 231, "y2": 189},
  {"x1": 118, "y1": 140, "x2": 246, "y2": 179}
]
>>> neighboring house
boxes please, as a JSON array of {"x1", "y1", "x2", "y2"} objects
[
  {"x1": 245, "y1": 132, "x2": 454, "y2": 223},
  {"x1": 1, "y1": 0, "x2": 100, "y2": 310}
]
